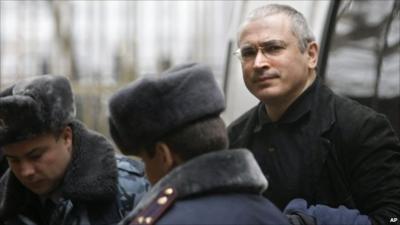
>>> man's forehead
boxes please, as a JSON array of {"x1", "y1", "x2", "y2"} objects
[
  {"x1": 239, "y1": 14, "x2": 293, "y2": 43},
  {"x1": 240, "y1": 39, "x2": 288, "y2": 48},
  {"x1": 2, "y1": 135, "x2": 52, "y2": 155}
]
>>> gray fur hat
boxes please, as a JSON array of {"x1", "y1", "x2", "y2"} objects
[
  {"x1": 0, "y1": 75, "x2": 76, "y2": 146},
  {"x1": 108, "y1": 63, "x2": 225, "y2": 154}
]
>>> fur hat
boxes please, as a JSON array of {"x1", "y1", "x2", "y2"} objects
[
  {"x1": 108, "y1": 63, "x2": 225, "y2": 154},
  {"x1": 0, "y1": 75, "x2": 76, "y2": 146}
]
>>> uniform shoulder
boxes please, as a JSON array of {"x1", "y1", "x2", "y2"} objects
[{"x1": 129, "y1": 186, "x2": 177, "y2": 225}]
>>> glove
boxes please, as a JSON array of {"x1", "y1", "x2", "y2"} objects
[
  {"x1": 286, "y1": 213, "x2": 316, "y2": 225},
  {"x1": 284, "y1": 198, "x2": 371, "y2": 225}
]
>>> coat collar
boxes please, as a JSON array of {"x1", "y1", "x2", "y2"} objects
[
  {"x1": 228, "y1": 107, "x2": 258, "y2": 148},
  {"x1": 229, "y1": 76, "x2": 336, "y2": 148},
  {"x1": 128, "y1": 149, "x2": 268, "y2": 219},
  {"x1": 0, "y1": 120, "x2": 118, "y2": 218},
  {"x1": 254, "y1": 76, "x2": 317, "y2": 131},
  {"x1": 310, "y1": 78, "x2": 336, "y2": 135},
  {"x1": 61, "y1": 121, "x2": 118, "y2": 202}
]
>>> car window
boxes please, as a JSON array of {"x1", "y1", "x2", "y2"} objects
[{"x1": 324, "y1": 0, "x2": 399, "y2": 135}]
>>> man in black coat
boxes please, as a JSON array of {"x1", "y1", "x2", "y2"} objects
[
  {"x1": 108, "y1": 63, "x2": 290, "y2": 225},
  {"x1": 228, "y1": 4, "x2": 400, "y2": 225},
  {"x1": 0, "y1": 75, "x2": 149, "y2": 225}
]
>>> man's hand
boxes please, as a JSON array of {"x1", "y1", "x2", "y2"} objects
[{"x1": 284, "y1": 198, "x2": 371, "y2": 225}]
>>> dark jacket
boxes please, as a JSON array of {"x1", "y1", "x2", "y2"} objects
[
  {"x1": 120, "y1": 149, "x2": 290, "y2": 225},
  {"x1": 0, "y1": 121, "x2": 149, "y2": 225},
  {"x1": 228, "y1": 78, "x2": 400, "y2": 225}
]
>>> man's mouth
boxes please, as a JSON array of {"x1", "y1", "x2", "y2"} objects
[{"x1": 252, "y1": 71, "x2": 280, "y2": 83}]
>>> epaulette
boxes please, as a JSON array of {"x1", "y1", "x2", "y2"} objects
[{"x1": 129, "y1": 186, "x2": 177, "y2": 225}]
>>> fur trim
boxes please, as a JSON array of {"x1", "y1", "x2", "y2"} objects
[
  {"x1": 127, "y1": 149, "x2": 268, "y2": 219},
  {"x1": 61, "y1": 121, "x2": 118, "y2": 202}
]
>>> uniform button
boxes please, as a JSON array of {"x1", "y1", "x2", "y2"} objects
[
  {"x1": 157, "y1": 196, "x2": 168, "y2": 205},
  {"x1": 164, "y1": 188, "x2": 174, "y2": 195},
  {"x1": 145, "y1": 217, "x2": 153, "y2": 224},
  {"x1": 137, "y1": 216, "x2": 144, "y2": 224},
  {"x1": 268, "y1": 147, "x2": 276, "y2": 152}
]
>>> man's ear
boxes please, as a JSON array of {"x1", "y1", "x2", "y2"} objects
[
  {"x1": 61, "y1": 126, "x2": 73, "y2": 152},
  {"x1": 154, "y1": 142, "x2": 177, "y2": 173},
  {"x1": 306, "y1": 41, "x2": 319, "y2": 69}
]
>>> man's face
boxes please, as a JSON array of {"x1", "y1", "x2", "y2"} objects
[
  {"x1": 138, "y1": 150, "x2": 167, "y2": 186},
  {"x1": 238, "y1": 14, "x2": 317, "y2": 104},
  {"x1": 3, "y1": 127, "x2": 72, "y2": 195},
  {"x1": 137, "y1": 143, "x2": 177, "y2": 186}
]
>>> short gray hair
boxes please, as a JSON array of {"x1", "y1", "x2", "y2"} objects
[{"x1": 238, "y1": 4, "x2": 315, "y2": 52}]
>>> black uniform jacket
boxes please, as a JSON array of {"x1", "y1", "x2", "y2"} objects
[{"x1": 228, "y1": 77, "x2": 400, "y2": 225}]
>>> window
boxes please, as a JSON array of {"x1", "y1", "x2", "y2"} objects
[{"x1": 324, "y1": 0, "x2": 399, "y2": 134}]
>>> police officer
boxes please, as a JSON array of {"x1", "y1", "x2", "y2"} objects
[
  {"x1": 108, "y1": 63, "x2": 290, "y2": 225},
  {"x1": 0, "y1": 75, "x2": 149, "y2": 225}
]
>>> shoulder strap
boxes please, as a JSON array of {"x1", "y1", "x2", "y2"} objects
[{"x1": 129, "y1": 187, "x2": 177, "y2": 225}]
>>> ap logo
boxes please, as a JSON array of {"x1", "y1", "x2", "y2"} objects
[{"x1": 390, "y1": 217, "x2": 398, "y2": 223}]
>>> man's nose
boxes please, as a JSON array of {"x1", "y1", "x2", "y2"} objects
[
  {"x1": 253, "y1": 49, "x2": 270, "y2": 69},
  {"x1": 18, "y1": 161, "x2": 35, "y2": 178}
]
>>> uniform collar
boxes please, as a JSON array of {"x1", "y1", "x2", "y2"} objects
[
  {"x1": 254, "y1": 77, "x2": 319, "y2": 132},
  {"x1": 127, "y1": 149, "x2": 268, "y2": 220}
]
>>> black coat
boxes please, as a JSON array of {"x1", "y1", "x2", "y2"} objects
[
  {"x1": 228, "y1": 78, "x2": 400, "y2": 225},
  {"x1": 120, "y1": 149, "x2": 290, "y2": 225}
]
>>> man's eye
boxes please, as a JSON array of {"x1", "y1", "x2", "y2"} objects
[
  {"x1": 29, "y1": 154, "x2": 42, "y2": 160},
  {"x1": 241, "y1": 48, "x2": 257, "y2": 58},
  {"x1": 264, "y1": 45, "x2": 283, "y2": 52}
]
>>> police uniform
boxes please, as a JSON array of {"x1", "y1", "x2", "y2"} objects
[
  {"x1": 108, "y1": 63, "x2": 290, "y2": 225},
  {"x1": 120, "y1": 149, "x2": 289, "y2": 225}
]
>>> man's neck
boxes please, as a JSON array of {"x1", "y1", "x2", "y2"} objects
[
  {"x1": 39, "y1": 180, "x2": 64, "y2": 204},
  {"x1": 265, "y1": 72, "x2": 316, "y2": 122}
]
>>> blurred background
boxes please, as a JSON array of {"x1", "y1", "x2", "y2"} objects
[
  {"x1": 1, "y1": 0, "x2": 399, "y2": 137},
  {"x1": 1, "y1": 0, "x2": 239, "y2": 135}
]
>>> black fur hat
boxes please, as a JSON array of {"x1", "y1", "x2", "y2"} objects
[
  {"x1": 108, "y1": 63, "x2": 225, "y2": 154},
  {"x1": 0, "y1": 75, "x2": 76, "y2": 146}
]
